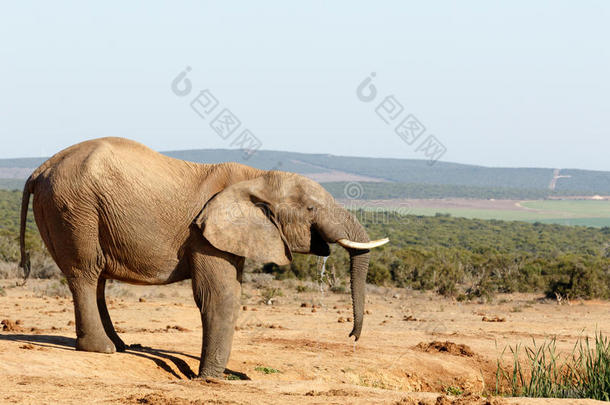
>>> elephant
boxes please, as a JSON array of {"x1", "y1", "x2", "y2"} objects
[{"x1": 18, "y1": 137, "x2": 388, "y2": 378}]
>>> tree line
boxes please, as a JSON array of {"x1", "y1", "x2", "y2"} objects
[{"x1": 1, "y1": 190, "x2": 608, "y2": 299}]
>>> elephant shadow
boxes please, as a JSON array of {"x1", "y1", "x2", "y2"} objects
[{"x1": 0, "y1": 333, "x2": 249, "y2": 380}]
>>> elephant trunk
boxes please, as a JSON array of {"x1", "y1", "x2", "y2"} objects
[
  {"x1": 317, "y1": 209, "x2": 369, "y2": 340},
  {"x1": 342, "y1": 213, "x2": 370, "y2": 341},
  {"x1": 316, "y1": 206, "x2": 388, "y2": 341},
  {"x1": 347, "y1": 247, "x2": 369, "y2": 340}
]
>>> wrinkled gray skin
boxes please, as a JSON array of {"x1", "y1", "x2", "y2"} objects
[{"x1": 19, "y1": 137, "x2": 372, "y2": 378}]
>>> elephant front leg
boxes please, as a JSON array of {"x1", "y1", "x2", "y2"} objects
[{"x1": 191, "y1": 256, "x2": 242, "y2": 379}]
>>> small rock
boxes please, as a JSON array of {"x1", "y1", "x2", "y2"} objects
[
  {"x1": 482, "y1": 316, "x2": 506, "y2": 323},
  {"x1": 242, "y1": 306, "x2": 248, "y2": 311},
  {"x1": 300, "y1": 303, "x2": 309, "y2": 308},
  {"x1": 337, "y1": 317, "x2": 346, "y2": 323},
  {"x1": 166, "y1": 325, "x2": 191, "y2": 332},
  {"x1": 311, "y1": 308, "x2": 317, "y2": 313},
  {"x1": 139, "y1": 297, "x2": 146, "y2": 303}
]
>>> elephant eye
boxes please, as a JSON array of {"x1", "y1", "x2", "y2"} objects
[{"x1": 307, "y1": 206, "x2": 315, "y2": 211}]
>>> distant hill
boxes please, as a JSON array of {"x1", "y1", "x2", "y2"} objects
[{"x1": 1, "y1": 148, "x2": 609, "y2": 198}]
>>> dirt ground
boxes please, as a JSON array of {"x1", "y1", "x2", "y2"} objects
[{"x1": 0, "y1": 279, "x2": 608, "y2": 404}]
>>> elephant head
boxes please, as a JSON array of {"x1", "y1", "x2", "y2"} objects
[{"x1": 195, "y1": 171, "x2": 388, "y2": 341}]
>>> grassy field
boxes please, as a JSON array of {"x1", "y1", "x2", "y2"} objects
[
  {"x1": 520, "y1": 200, "x2": 610, "y2": 216},
  {"x1": 401, "y1": 207, "x2": 560, "y2": 222},
  {"x1": 351, "y1": 199, "x2": 610, "y2": 228},
  {"x1": 519, "y1": 200, "x2": 610, "y2": 227}
]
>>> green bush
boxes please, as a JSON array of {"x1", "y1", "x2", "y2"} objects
[
  {"x1": 545, "y1": 256, "x2": 609, "y2": 299},
  {"x1": 366, "y1": 261, "x2": 392, "y2": 285},
  {"x1": 260, "y1": 287, "x2": 283, "y2": 304}
]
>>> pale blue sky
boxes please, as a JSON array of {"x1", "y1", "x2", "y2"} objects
[{"x1": 1, "y1": 1, "x2": 608, "y2": 170}]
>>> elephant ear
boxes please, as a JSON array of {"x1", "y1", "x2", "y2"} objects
[{"x1": 194, "y1": 179, "x2": 292, "y2": 266}]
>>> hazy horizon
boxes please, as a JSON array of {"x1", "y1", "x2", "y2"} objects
[
  {"x1": 2, "y1": 143, "x2": 610, "y2": 173},
  {"x1": 1, "y1": 2, "x2": 609, "y2": 171}
]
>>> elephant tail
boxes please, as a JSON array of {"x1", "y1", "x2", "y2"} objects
[{"x1": 19, "y1": 177, "x2": 33, "y2": 285}]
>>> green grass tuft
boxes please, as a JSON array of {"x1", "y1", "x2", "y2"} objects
[
  {"x1": 496, "y1": 332, "x2": 610, "y2": 400},
  {"x1": 445, "y1": 386, "x2": 463, "y2": 396},
  {"x1": 254, "y1": 366, "x2": 280, "y2": 374}
]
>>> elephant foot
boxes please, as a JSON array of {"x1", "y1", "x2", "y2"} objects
[
  {"x1": 194, "y1": 375, "x2": 226, "y2": 384},
  {"x1": 196, "y1": 367, "x2": 225, "y2": 380},
  {"x1": 76, "y1": 335, "x2": 116, "y2": 354}
]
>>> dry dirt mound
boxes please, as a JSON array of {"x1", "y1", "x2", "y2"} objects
[
  {"x1": 415, "y1": 341, "x2": 475, "y2": 357},
  {"x1": 304, "y1": 388, "x2": 361, "y2": 397},
  {"x1": 1, "y1": 319, "x2": 23, "y2": 332},
  {"x1": 395, "y1": 393, "x2": 506, "y2": 405},
  {"x1": 121, "y1": 393, "x2": 208, "y2": 405}
]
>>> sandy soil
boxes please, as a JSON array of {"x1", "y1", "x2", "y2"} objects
[{"x1": 0, "y1": 279, "x2": 607, "y2": 404}]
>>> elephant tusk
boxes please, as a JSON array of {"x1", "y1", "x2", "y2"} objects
[{"x1": 336, "y1": 238, "x2": 389, "y2": 250}]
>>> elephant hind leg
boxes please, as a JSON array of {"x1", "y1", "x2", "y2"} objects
[
  {"x1": 31, "y1": 184, "x2": 115, "y2": 353},
  {"x1": 67, "y1": 273, "x2": 116, "y2": 354},
  {"x1": 97, "y1": 278, "x2": 126, "y2": 352}
]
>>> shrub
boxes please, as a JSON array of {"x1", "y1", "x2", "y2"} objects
[
  {"x1": 261, "y1": 262, "x2": 292, "y2": 280},
  {"x1": 545, "y1": 256, "x2": 609, "y2": 300},
  {"x1": 330, "y1": 284, "x2": 348, "y2": 294},
  {"x1": 295, "y1": 284, "x2": 315, "y2": 293},
  {"x1": 244, "y1": 273, "x2": 274, "y2": 289},
  {"x1": 36, "y1": 280, "x2": 71, "y2": 297},
  {"x1": 260, "y1": 287, "x2": 283, "y2": 304},
  {"x1": 29, "y1": 252, "x2": 60, "y2": 279},
  {"x1": 0, "y1": 261, "x2": 18, "y2": 279},
  {"x1": 366, "y1": 262, "x2": 391, "y2": 285},
  {"x1": 465, "y1": 272, "x2": 497, "y2": 302}
]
